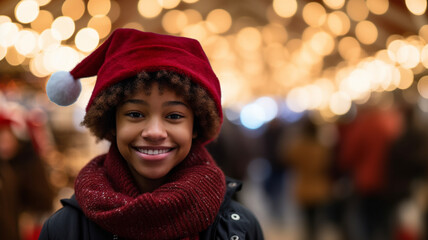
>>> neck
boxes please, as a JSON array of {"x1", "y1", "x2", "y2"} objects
[{"x1": 128, "y1": 164, "x2": 166, "y2": 193}]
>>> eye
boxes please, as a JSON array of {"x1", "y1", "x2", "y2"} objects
[
  {"x1": 126, "y1": 112, "x2": 144, "y2": 118},
  {"x1": 166, "y1": 113, "x2": 184, "y2": 120}
]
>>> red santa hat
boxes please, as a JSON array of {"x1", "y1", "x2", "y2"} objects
[{"x1": 46, "y1": 28, "x2": 223, "y2": 122}]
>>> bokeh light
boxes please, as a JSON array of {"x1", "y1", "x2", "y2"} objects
[
  {"x1": 181, "y1": 22, "x2": 207, "y2": 41},
  {"x1": 327, "y1": 11, "x2": 350, "y2": 36},
  {"x1": 15, "y1": 0, "x2": 40, "y2": 24},
  {"x1": 51, "y1": 46, "x2": 80, "y2": 71},
  {"x1": 162, "y1": 10, "x2": 187, "y2": 34},
  {"x1": 309, "y1": 30, "x2": 335, "y2": 56},
  {"x1": 0, "y1": 22, "x2": 20, "y2": 47},
  {"x1": 206, "y1": 9, "x2": 232, "y2": 34},
  {"x1": 0, "y1": 45, "x2": 7, "y2": 61},
  {"x1": 338, "y1": 36, "x2": 361, "y2": 60},
  {"x1": 62, "y1": 0, "x2": 85, "y2": 21},
  {"x1": 355, "y1": 20, "x2": 378, "y2": 45},
  {"x1": 366, "y1": 0, "x2": 389, "y2": 15},
  {"x1": 0, "y1": 15, "x2": 11, "y2": 24},
  {"x1": 88, "y1": 0, "x2": 111, "y2": 16},
  {"x1": 262, "y1": 23, "x2": 288, "y2": 44},
  {"x1": 405, "y1": 0, "x2": 427, "y2": 15},
  {"x1": 5, "y1": 47, "x2": 25, "y2": 66},
  {"x1": 38, "y1": 29, "x2": 61, "y2": 50},
  {"x1": 286, "y1": 87, "x2": 310, "y2": 113},
  {"x1": 240, "y1": 102, "x2": 266, "y2": 129},
  {"x1": 15, "y1": 29, "x2": 39, "y2": 56},
  {"x1": 329, "y1": 91, "x2": 351, "y2": 115},
  {"x1": 51, "y1": 16, "x2": 75, "y2": 40},
  {"x1": 109, "y1": 1, "x2": 121, "y2": 23},
  {"x1": 273, "y1": 0, "x2": 298, "y2": 18},
  {"x1": 88, "y1": 15, "x2": 112, "y2": 39},
  {"x1": 302, "y1": 2, "x2": 327, "y2": 27},
  {"x1": 396, "y1": 44, "x2": 420, "y2": 69},
  {"x1": 138, "y1": 0, "x2": 163, "y2": 18},
  {"x1": 122, "y1": 22, "x2": 144, "y2": 31},
  {"x1": 255, "y1": 97, "x2": 278, "y2": 122},
  {"x1": 236, "y1": 27, "x2": 262, "y2": 52},
  {"x1": 183, "y1": 9, "x2": 202, "y2": 24},
  {"x1": 323, "y1": 0, "x2": 345, "y2": 10},
  {"x1": 75, "y1": 28, "x2": 99, "y2": 52},
  {"x1": 29, "y1": 52, "x2": 49, "y2": 77},
  {"x1": 421, "y1": 44, "x2": 428, "y2": 68},
  {"x1": 419, "y1": 25, "x2": 428, "y2": 42},
  {"x1": 346, "y1": 0, "x2": 369, "y2": 21},
  {"x1": 417, "y1": 76, "x2": 428, "y2": 99},
  {"x1": 158, "y1": 0, "x2": 181, "y2": 9},
  {"x1": 397, "y1": 67, "x2": 414, "y2": 90},
  {"x1": 30, "y1": 10, "x2": 53, "y2": 33}
]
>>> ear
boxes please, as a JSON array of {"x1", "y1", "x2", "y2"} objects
[{"x1": 192, "y1": 130, "x2": 197, "y2": 139}]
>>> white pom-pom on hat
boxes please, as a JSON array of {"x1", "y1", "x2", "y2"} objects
[{"x1": 46, "y1": 71, "x2": 82, "y2": 106}]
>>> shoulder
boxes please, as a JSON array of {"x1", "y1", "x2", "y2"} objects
[
  {"x1": 39, "y1": 195, "x2": 112, "y2": 240},
  {"x1": 39, "y1": 198, "x2": 82, "y2": 240},
  {"x1": 219, "y1": 199, "x2": 264, "y2": 239},
  {"x1": 201, "y1": 178, "x2": 264, "y2": 240}
]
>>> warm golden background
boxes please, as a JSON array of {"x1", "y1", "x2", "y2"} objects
[{"x1": 0, "y1": 0, "x2": 427, "y2": 240}]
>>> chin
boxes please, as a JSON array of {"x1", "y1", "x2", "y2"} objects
[{"x1": 140, "y1": 170, "x2": 169, "y2": 180}]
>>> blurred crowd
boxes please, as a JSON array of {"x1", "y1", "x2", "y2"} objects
[
  {"x1": 207, "y1": 96, "x2": 428, "y2": 240},
  {"x1": 1, "y1": 77, "x2": 428, "y2": 240},
  {"x1": 0, "y1": 77, "x2": 104, "y2": 240},
  {"x1": 0, "y1": 80, "x2": 55, "y2": 240}
]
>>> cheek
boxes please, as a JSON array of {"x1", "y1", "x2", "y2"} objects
[
  {"x1": 115, "y1": 118, "x2": 137, "y2": 143},
  {"x1": 177, "y1": 121, "x2": 195, "y2": 144}
]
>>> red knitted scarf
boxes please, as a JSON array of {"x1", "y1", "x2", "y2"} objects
[{"x1": 74, "y1": 143, "x2": 226, "y2": 240}]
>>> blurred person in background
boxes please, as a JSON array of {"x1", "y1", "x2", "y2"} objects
[
  {"x1": 262, "y1": 117, "x2": 289, "y2": 223},
  {"x1": 337, "y1": 105, "x2": 402, "y2": 240},
  {"x1": 386, "y1": 104, "x2": 428, "y2": 240},
  {"x1": 0, "y1": 102, "x2": 55, "y2": 240},
  {"x1": 206, "y1": 116, "x2": 253, "y2": 182},
  {"x1": 285, "y1": 117, "x2": 332, "y2": 240}
]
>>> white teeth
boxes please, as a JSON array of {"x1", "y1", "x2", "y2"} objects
[{"x1": 139, "y1": 148, "x2": 169, "y2": 155}]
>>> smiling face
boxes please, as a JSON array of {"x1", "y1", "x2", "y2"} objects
[{"x1": 115, "y1": 82, "x2": 195, "y2": 192}]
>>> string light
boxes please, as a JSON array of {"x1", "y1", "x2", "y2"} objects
[{"x1": 0, "y1": 0, "x2": 427, "y2": 119}]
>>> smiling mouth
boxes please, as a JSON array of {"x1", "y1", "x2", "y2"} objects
[{"x1": 135, "y1": 148, "x2": 173, "y2": 155}]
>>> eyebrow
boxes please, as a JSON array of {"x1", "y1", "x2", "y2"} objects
[
  {"x1": 163, "y1": 100, "x2": 190, "y2": 108},
  {"x1": 122, "y1": 99, "x2": 190, "y2": 108}
]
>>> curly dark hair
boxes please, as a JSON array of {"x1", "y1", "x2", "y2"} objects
[{"x1": 81, "y1": 70, "x2": 220, "y2": 143}]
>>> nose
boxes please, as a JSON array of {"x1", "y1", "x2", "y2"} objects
[{"x1": 141, "y1": 117, "x2": 167, "y2": 142}]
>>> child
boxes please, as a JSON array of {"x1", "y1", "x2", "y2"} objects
[{"x1": 39, "y1": 28, "x2": 264, "y2": 239}]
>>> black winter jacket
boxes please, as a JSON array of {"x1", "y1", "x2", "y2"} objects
[{"x1": 39, "y1": 178, "x2": 264, "y2": 240}]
